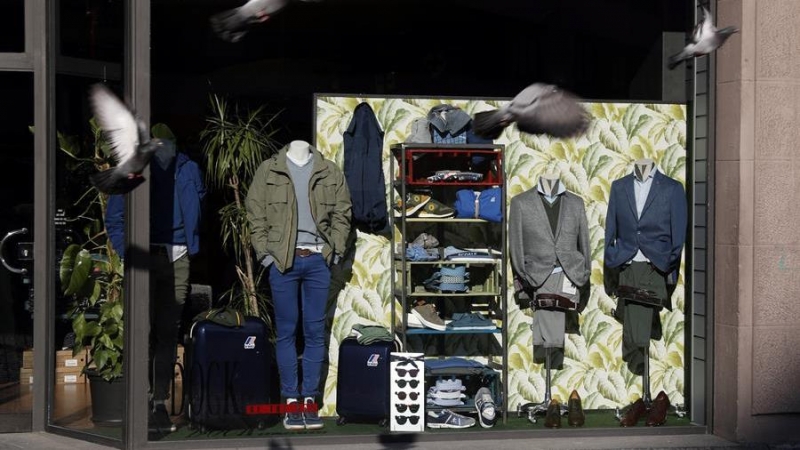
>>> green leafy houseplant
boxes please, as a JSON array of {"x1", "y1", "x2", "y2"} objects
[
  {"x1": 199, "y1": 94, "x2": 281, "y2": 324},
  {"x1": 55, "y1": 118, "x2": 125, "y2": 382}
]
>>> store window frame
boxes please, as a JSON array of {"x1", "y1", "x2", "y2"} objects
[{"x1": 0, "y1": 0, "x2": 717, "y2": 448}]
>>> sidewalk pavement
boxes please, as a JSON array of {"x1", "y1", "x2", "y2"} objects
[{"x1": 2, "y1": 431, "x2": 799, "y2": 450}]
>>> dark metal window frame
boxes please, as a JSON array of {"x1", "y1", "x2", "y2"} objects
[{"x1": 0, "y1": 0, "x2": 716, "y2": 447}]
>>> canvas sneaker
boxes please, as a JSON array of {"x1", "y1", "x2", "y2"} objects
[
  {"x1": 303, "y1": 397, "x2": 324, "y2": 430},
  {"x1": 283, "y1": 400, "x2": 305, "y2": 430},
  {"x1": 394, "y1": 192, "x2": 431, "y2": 217},
  {"x1": 417, "y1": 198, "x2": 455, "y2": 218},
  {"x1": 410, "y1": 303, "x2": 446, "y2": 331},
  {"x1": 426, "y1": 409, "x2": 476, "y2": 429},
  {"x1": 474, "y1": 387, "x2": 497, "y2": 428}
]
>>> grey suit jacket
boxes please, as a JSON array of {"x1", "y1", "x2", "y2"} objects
[{"x1": 509, "y1": 188, "x2": 592, "y2": 297}]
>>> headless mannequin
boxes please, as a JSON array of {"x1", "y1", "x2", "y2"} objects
[
  {"x1": 539, "y1": 173, "x2": 561, "y2": 197},
  {"x1": 633, "y1": 158, "x2": 655, "y2": 182},
  {"x1": 287, "y1": 140, "x2": 312, "y2": 163}
]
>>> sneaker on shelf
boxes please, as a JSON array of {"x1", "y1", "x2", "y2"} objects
[
  {"x1": 303, "y1": 397, "x2": 324, "y2": 430},
  {"x1": 446, "y1": 313, "x2": 497, "y2": 331},
  {"x1": 426, "y1": 409, "x2": 476, "y2": 429},
  {"x1": 283, "y1": 400, "x2": 306, "y2": 430},
  {"x1": 417, "y1": 198, "x2": 455, "y2": 218},
  {"x1": 410, "y1": 303, "x2": 446, "y2": 331},
  {"x1": 407, "y1": 312, "x2": 424, "y2": 328},
  {"x1": 474, "y1": 387, "x2": 497, "y2": 428},
  {"x1": 394, "y1": 192, "x2": 431, "y2": 217},
  {"x1": 148, "y1": 403, "x2": 176, "y2": 433},
  {"x1": 411, "y1": 232, "x2": 439, "y2": 249}
]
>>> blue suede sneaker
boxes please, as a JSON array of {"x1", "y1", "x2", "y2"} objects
[
  {"x1": 283, "y1": 399, "x2": 305, "y2": 430},
  {"x1": 303, "y1": 397, "x2": 324, "y2": 430}
]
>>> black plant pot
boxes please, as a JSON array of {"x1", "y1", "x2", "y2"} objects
[{"x1": 86, "y1": 371, "x2": 124, "y2": 426}]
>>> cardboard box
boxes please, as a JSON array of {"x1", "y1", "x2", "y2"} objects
[
  {"x1": 19, "y1": 368, "x2": 33, "y2": 385},
  {"x1": 22, "y1": 349, "x2": 34, "y2": 369},
  {"x1": 56, "y1": 349, "x2": 87, "y2": 369}
]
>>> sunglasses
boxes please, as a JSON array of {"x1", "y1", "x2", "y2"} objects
[
  {"x1": 395, "y1": 403, "x2": 420, "y2": 413},
  {"x1": 395, "y1": 391, "x2": 420, "y2": 401},
  {"x1": 395, "y1": 415, "x2": 420, "y2": 425},
  {"x1": 395, "y1": 368, "x2": 419, "y2": 377},
  {"x1": 395, "y1": 379, "x2": 419, "y2": 389}
]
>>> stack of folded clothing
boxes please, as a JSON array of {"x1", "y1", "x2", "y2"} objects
[
  {"x1": 443, "y1": 246, "x2": 497, "y2": 263},
  {"x1": 426, "y1": 378, "x2": 467, "y2": 407}
]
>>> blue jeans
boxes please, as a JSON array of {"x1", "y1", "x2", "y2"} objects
[{"x1": 269, "y1": 253, "x2": 331, "y2": 399}]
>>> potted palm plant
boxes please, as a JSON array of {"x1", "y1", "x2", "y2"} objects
[
  {"x1": 55, "y1": 118, "x2": 125, "y2": 425},
  {"x1": 199, "y1": 93, "x2": 281, "y2": 326}
]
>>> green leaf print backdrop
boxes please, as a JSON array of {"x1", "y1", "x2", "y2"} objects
[{"x1": 314, "y1": 95, "x2": 686, "y2": 416}]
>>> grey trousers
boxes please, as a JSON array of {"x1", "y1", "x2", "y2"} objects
[
  {"x1": 149, "y1": 251, "x2": 190, "y2": 401},
  {"x1": 531, "y1": 271, "x2": 579, "y2": 369},
  {"x1": 615, "y1": 261, "x2": 667, "y2": 376}
]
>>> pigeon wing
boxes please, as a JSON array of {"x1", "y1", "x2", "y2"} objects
[
  {"x1": 515, "y1": 87, "x2": 590, "y2": 139},
  {"x1": 89, "y1": 84, "x2": 139, "y2": 167}
]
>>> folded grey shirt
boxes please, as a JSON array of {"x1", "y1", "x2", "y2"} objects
[{"x1": 427, "y1": 104, "x2": 471, "y2": 135}]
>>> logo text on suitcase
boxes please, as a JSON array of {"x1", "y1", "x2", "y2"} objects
[
  {"x1": 367, "y1": 354, "x2": 380, "y2": 367},
  {"x1": 244, "y1": 336, "x2": 256, "y2": 349}
]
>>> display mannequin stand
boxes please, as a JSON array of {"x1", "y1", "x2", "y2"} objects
[
  {"x1": 517, "y1": 346, "x2": 567, "y2": 424},
  {"x1": 614, "y1": 347, "x2": 653, "y2": 421}
]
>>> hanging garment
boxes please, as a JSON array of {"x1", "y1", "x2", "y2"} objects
[{"x1": 343, "y1": 102, "x2": 388, "y2": 234}]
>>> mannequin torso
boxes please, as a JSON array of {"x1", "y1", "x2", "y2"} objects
[
  {"x1": 634, "y1": 158, "x2": 655, "y2": 182},
  {"x1": 538, "y1": 173, "x2": 561, "y2": 197},
  {"x1": 287, "y1": 140, "x2": 312, "y2": 165}
]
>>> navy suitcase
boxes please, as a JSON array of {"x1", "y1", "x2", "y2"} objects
[
  {"x1": 335, "y1": 336, "x2": 398, "y2": 426},
  {"x1": 185, "y1": 316, "x2": 273, "y2": 431}
]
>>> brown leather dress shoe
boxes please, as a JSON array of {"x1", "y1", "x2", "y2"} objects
[
  {"x1": 567, "y1": 390, "x2": 585, "y2": 427},
  {"x1": 544, "y1": 399, "x2": 562, "y2": 428},
  {"x1": 619, "y1": 398, "x2": 647, "y2": 427},
  {"x1": 645, "y1": 391, "x2": 670, "y2": 426}
]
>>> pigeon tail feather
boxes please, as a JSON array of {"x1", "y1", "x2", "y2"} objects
[
  {"x1": 90, "y1": 169, "x2": 145, "y2": 196},
  {"x1": 472, "y1": 110, "x2": 508, "y2": 140},
  {"x1": 667, "y1": 53, "x2": 686, "y2": 70}
]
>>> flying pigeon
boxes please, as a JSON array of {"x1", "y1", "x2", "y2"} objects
[
  {"x1": 472, "y1": 83, "x2": 591, "y2": 140},
  {"x1": 88, "y1": 84, "x2": 164, "y2": 195},
  {"x1": 668, "y1": 6, "x2": 738, "y2": 70},
  {"x1": 210, "y1": 0, "x2": 321, "y2": 43}
]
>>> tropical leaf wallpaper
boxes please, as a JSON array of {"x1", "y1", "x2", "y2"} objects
[{"x1": 314, "y1": 95, "x2": 686, "y2": 416}]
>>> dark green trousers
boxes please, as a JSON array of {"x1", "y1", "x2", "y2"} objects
[{"x1": 615, "y1": 261, "x2": 667, "y2": 375}]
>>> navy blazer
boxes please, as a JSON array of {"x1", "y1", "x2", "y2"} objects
[{"x1": 603, "y1": 170, "x2": 687, "y2": 284}]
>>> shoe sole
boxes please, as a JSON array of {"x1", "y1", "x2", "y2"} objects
[
  {"x1": 410, "y1": 308, "x2": 446, "y2": 331},
  {"x1": 417, "y1": 211, "x2": 454, "y2": 218},
  {"x1": 283, "y1": 423, "x2": 306, "y2": 430},
  {"x1": 426, "y1": 422, "x2": 474, "y2": 429},
  {"x1": 304, "y1": 422, "x2": 324, "y2": 430}
]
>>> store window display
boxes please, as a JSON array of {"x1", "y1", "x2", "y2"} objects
[
  {"x1": 603, "y1": 158, "x2": 687, "y2": 427},
  {"x1": 245, "y1": 139, "x2": 352, "y2": 431},
  {"x1": 509, "y1": 174, "x2": 592, "y2": 428}
]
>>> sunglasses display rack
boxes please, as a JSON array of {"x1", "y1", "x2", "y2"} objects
[{"x1": 390, "y1": 352, "x2": 425, "y2": 432}]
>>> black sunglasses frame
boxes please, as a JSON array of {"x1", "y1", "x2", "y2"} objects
[
  {"x1": 395, "y1": 391, "x2": 420, "y2": 401},
  {"x1": 395, "y1": 368, "x2": 420, "y2": 377},
  {"x1": 395, "y1": 403, "x2": 420, "y2": 413},
  {"x1": 395, "y1": 379, "x2": 420, "y2": 388},
  {"x1": 395, "y1": 415, "x2": 420, "y2": 425}
]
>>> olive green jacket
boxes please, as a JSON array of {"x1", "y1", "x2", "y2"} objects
[{"x1": 245, "y1": 145, "x2": 352, "y2": 273}]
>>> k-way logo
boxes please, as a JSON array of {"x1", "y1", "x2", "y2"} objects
[
  {"x1": 244, "y1": 336, "x2": 256, "y2": 349},
  {"x1": 367, "y1": 354, "x2": 381, "y2": 367}
]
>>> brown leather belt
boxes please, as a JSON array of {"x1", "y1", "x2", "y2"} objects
[
  {"x1": 617, "y1": 285, "x2": 665, "y2": 308},
  {"x1": 295, "y1": 248, "x2": 314, "y2": 257},
  {"x1": 533, "y1": 293, "x2": 577, "y2": 311}
]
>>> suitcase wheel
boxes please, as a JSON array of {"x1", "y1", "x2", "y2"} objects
[
  {"x1": 257, "y1": 421, "x2": 266, "y2": 430},
  {"x1": 379, "y1": 418, "x2": 388, "y2": 428},
  {"x1": 336, "y1": 416, "x2": 346, "y2": 426}
]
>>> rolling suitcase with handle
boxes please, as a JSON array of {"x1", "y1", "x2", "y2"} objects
[
  {"x1": 185, "y1": 314, "x2": 273, "y2": 432},
  {"x1": 335, "y1": 336, "x2": 399, "y2": 426}
]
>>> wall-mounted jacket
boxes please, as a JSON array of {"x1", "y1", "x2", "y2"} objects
[
  {"x1": 603, "y1": 170, "x2": 687, "y2": 288},
  {"x1": 246, "y1": 145, "x2": 352, "y2": 273},
  {"x1": 509, "y1": 186, "x2": 592, "y2": 311}
]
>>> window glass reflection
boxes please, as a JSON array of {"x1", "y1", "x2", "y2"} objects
[
  {"x1": 0, "y1": 1, "x2": 25, "y2": 53},
  {"x1": 0, "y1": 71, "x2": 33, "y2": 433}
]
